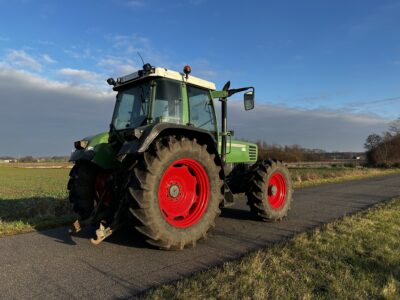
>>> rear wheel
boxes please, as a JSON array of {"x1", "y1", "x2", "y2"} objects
[
  {"x1": 67, "y1": 163, "x2": 97, "y2": 219},
  {"x1": 126, "y1": 136, "x2": 223, "y2": 250},
  {"x1": 246, "y1": 159, "x2": 293, "y2": 220}
]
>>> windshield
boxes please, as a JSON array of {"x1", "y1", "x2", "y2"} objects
[{"x1": 112, "y1": 81, "x2": 151, "y2": 130}]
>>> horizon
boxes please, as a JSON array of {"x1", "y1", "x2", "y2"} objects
[{"x1": 1, "y1": 0, "x2": 399, "y2": 155}]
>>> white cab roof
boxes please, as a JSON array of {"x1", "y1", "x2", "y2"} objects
[{"x1": 116, "y1": 67, "x2": 216, "y2": 90}]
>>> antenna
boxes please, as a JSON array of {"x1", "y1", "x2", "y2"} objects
[{"x1": 137, "y1": 52, "x2": 145, "y2": 65}]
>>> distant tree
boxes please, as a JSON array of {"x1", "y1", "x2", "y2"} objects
[
  {"x1": 364, "y1": 133, "x2": 382, "y2": 151},
  {"x1": 19, "y1": 156, "x2": 35, "y2": 163},
  {"x1": 364, "y1": 118, "x2": 400, "y2": 167},
  {"x1": 256, "y1": 141, "x2": 328, "y2": 162},
  {"x1": 388, "y1": 117, "x2": 400, "y2": 136}
]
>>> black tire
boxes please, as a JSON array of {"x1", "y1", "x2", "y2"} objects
[
  {"x1": 126, "y1": 136, "x2": 224, "y2": 250},
  {"x1": 246, "y1": 159, "x2": 293, "y2": 221},
  {"x1": 67, "y1": 162, "x2": 97, "y2": 219},
  {"x1": 226, "y1": 163, "x2": 252, "y2": 194}
]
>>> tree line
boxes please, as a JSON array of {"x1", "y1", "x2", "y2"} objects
[
  {"x1": 255, "y1": 141, "x2": 360, "y2": 163},
  {"x1": 364, "y1": 118, "x2": 400, "y2": 167}
]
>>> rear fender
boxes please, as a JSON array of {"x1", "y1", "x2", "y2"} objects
[
  {"x1": 117, "y1": 123, "x2": 231, "y2": 204},
  {"x1": 117, "y1": 123, "x2": 221, "y2": 162},
  {"x1": 69, "y1": 132, "x2": 119, "y2": 170}
]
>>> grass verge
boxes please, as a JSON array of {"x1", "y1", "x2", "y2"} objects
[
  {"x1": 291, "y1": 167, "x2": 400, "y2": 188},
  {"x1": 143, "y1": 197, "x2": 400, "y2": 299}
]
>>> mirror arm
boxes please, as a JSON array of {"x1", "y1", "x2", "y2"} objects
[{"x1": 228, "y1": 86, "x2": 254, "y2": 97}]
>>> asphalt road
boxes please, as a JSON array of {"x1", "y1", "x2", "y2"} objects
[{"x1": 1, "y1": 174, "x2": 399, "y2": 299}]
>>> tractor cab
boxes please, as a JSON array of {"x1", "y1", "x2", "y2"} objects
[{"x1": 110, "y1": 65, "x2": 217, "y2": 131}]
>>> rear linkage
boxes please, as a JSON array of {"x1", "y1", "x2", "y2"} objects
[{"x1": 69, "y1": 169, "x2": 131, "y2": 245}]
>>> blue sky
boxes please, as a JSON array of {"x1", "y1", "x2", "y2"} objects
[{"x1": 0, "y1": 0, "x2": 399, "y2": 155}]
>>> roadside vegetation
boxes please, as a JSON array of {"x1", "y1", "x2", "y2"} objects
[
  {"x1": 144, "y1": 197, "x2": 400, "y2": 299},
  {"x1": 0, "y1": 164, "x2": 399, "y2": 237},
  {"x1": 364, "y1": 117, "x2": 400, "y2": 167},
  {"x1": 291, "y1": 167, "x2": 400, "y2": 187}
]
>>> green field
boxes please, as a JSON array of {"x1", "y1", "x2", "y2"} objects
[
  {"x1": 0, "y1": 164, "x2": 399, "y2": 237},
  {"x1": 144, "y1": 197, "x2": 400, "y2": 299},
  {"x1": 0, "y1": 165, "x2": 73, "y2": 236}
]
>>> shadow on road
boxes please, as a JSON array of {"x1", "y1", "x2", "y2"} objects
[
  {"x1": 1, "y1": 196, "x2": 271, "y2": 249},
  {"x1": 220, "y1": 207, "x2": 260, "y2": 221},
  {"x1": 39, "y1": 222, "x2": 153, "y2": 249}
]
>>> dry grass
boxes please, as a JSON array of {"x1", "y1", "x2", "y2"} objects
[
  {"x1": 291, "y1": 167, "x2": 400, "y2": 187},
  {"x1": 143, "y1": 198, "x2": 400, "y2": 299},
  {"x1": 9, "y1": 162, "x2": 72, "y2": 169}
]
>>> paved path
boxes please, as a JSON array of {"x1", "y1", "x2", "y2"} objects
[{"x1": 1, "y1": 174, "x2": 399, "y2": 299}]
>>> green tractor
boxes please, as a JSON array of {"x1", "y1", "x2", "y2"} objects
[{"x1": 68, "y1": 64, "x2": 293, "y2": 249}]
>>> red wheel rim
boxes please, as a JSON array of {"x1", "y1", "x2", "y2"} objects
[
  {"x1": 158, "y1": 158, "x2": 210, "y2": 228},
  {"x1": 267, "y1": 172, "x2": 287, "y2": 209}
]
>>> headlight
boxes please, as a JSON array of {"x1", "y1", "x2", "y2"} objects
[{"x1": 74, "y1": 140, "x2": 89, "y2": 150}]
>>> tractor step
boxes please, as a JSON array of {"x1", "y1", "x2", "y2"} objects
[
  {"x1": 68, "y1": 219, "x2": 82, "y2": 235},
  {"x1": 91, "y1": 223, "x2": 113, "y2": 245}
]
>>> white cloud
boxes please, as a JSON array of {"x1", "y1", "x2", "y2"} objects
[
  {"x1": 107, "y1": 34, "x2": 168, "y2": 67},
  {"x1": 173, "y1": 59, "x2": 220, "y2": 80},
  {"x1": 5, "y1": 50, "x2": 42, "y2": 72},
  {"x1": 224, "y1": 101, "x2": 390, "y2": 152},
  {"x1": 63, "y1": 47, "x2": 93, "y2": 59},
  {"x1": 112, "y1": 34, "x2": 151, "y2": 54},
  {"x1": 0, "y1": 64, "x2": 111, "y2": 98},
  {"x1": 59, "y1": 68, "x2": 100, "y2": 81},
  {"x1": 37, "y1": 40, "x2": 55, "y2": 46},
  {"x1": 0, "y1": 64, "x2": 114, "y2": 156},
  {"x1": 57, "y1": 67, "x2": 108, "y2": 90},
  {"x1": 125, "y1": 0, "x2": 145, "y2": 7},
  {"x1": 113, "y1": 0, "x2": 145, "y2": 8},
  {"x1": 42, "y1": 54, "x2": 56, "y2": 64},
  {"x1": 97, "y1": 57, "x2": 137, "y2": 76}
]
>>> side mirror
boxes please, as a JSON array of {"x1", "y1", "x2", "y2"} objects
[{"x1": 244, "y1": 91, "x2": 255, "y2": 110}]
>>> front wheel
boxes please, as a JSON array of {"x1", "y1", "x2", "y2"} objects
[
  {"x1": 246, "y1": 159, "x2": 293, "y2": 220},
  {"x1": 126, "y1": 136, "x2": 224, "y2": 250}
]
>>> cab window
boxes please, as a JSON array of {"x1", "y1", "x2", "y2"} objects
[
  {"x1": 152, "y1": 79, "x2": 183, "y2": 124},
  {"x1": 187, "y1": 85, "x2": 216, "y2": 132}
]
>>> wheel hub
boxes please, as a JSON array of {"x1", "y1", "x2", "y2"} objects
[
  {"x1": 267, "y1": 172, "x2": 287, "y2": 209},
  {"x1": 270, "y1": 185, "x2": 278, "y2": 196},
  {"x1": 168, "y1": 184, "x2": 180, "y2": 198}
]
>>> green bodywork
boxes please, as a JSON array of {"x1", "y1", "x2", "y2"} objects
[
  {"x1": 70, "y1": 78, "x2": 258, "y2": 169},
  {"x1": 221, "y1": 138, "x2": 258, "y2": 163},
  {"x1": 70, "y1": 132, "x2": 119, "y2": 170}
]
